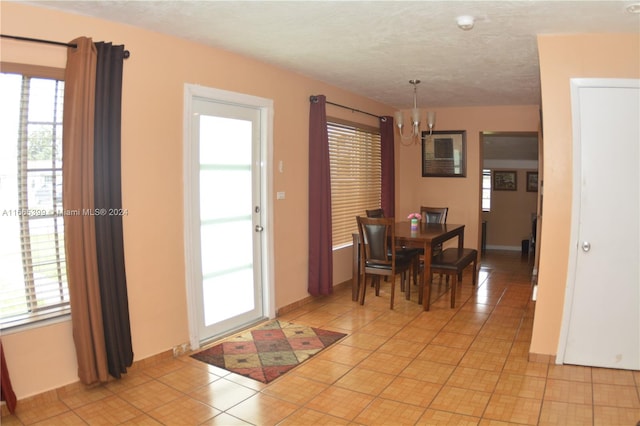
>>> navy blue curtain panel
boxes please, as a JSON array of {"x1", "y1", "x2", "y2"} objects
[{"x1": 93, "y1": 41, "x2": 134, "y2": 378}]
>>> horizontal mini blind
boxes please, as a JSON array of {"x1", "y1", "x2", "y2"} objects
[
  {"x1": 328, "y1": 120, "x2": 381, "y2": 248},
  {"x1": 0, "y1": 70, "x2": 69, "y2": 329},
  {"x1": 482, "y1": 169, "x2": 492, "y2": 211}
]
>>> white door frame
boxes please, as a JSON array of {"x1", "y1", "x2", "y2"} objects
[
  {"x1": 557, "y1": 77, "x2": 640, "y2": 365},
  {"x1": 183, "y1": 83, "x2": 275, "y2": 350}
]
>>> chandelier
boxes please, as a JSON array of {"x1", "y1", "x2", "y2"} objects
[{"x1": 394, "y1": 79, "x2": 436, "y2": 145}]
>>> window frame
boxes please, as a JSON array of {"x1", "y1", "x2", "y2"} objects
[
  {"x1": 482, "y1": 168, "x2": 492, "y2": 212},
  {"x1": 1, "y1": 62, "x2": 70, "y2": 330}
]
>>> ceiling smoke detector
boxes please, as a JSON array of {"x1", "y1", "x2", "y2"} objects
[
  {"x1": 456, "y1": 15, "x2": 475, "y2": 30},
  {"x1": 627, "y1": 3, "x2": 640, "y2": 13}
]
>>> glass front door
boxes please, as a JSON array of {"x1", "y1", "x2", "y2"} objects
[{"x1": 190, "y1": 96, "x2": 265, "y2": 343}]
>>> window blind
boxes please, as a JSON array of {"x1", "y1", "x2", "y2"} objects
[
  {"x1": 328, "y1": 120, "x2": 381, "y2": 248},
  {"x1": 482, "y1": 168, "x2": 492, "y2": 211},
  {"x1": 0, "y1": 69, "x2": 69, "y2": 329}
]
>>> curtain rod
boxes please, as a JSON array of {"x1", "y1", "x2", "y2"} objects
[
  {"x1": 309, "y1": 95, "x2": 387, "y2": 121},
  {"x1": 1, "y1": 34, "x2": 130, "y2": 58}
]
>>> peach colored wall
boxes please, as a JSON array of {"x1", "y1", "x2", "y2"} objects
[
  {"x1": 482, "y1": 169, "x2": 538, "y2": 249},
  {"x1": 396, "y1": 106, "x2": 540, "y2": 253},
  {"x1": 530, "y1": 33, "x2": 640, "y2": 356},
  {"x1": 0, "y1": 3, "x2": 392, "y2": 398}
]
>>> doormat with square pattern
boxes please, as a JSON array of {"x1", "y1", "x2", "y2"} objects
[{"x1": 190, "y1": 320, "x2": 347, "y2": 384}]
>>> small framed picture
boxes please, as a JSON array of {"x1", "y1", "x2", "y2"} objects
[
  {"x1": 493, "y1": 170, "x2": 517, "y2": 191},
  {"x1": 527, "y1": 171, "x2": 538, "y2": 192}
]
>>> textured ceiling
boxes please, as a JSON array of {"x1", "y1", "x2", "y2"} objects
[{"x1": 17, "y1": 1, "x2": 640, "y2": 109}]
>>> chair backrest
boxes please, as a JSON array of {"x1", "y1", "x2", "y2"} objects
[
  {"x1": 420, "y1": 206, "x2": 448, "y2": 224},
  {"x1": 356, "y1": 216, "x2": 395, "y2": 267},
  {"x1": 361, "y1": 209, "x2": 384, "y2": 246},
  {"x1": 365, "y1": 208, "x2": 385, "y2": 218}
]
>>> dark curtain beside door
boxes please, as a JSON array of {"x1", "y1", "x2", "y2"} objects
[
  {"x1": 380, "y1": 116, "x2": 395, "y2": 218},
  {"x1": 308, "y1": 95, "x2": 333, "y2": 296}
]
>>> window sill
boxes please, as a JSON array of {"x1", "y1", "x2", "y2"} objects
[
  {"x1": 0, "y1": 310, "x2": 71, "y2": 334},
  {"x1": 332, "y1": 242, "x2": 353, "y2": 251}
]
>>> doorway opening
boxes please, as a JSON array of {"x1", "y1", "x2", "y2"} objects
[{"x1": 480, "y1": 131, "x2": 541, "y2": 281}]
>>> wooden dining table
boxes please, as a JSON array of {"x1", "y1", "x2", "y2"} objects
[{"x1": 352, "y1": 221, "x2": 465, "y2": 311}]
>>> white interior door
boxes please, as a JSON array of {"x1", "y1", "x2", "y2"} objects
[
  {"x1": 560, "y1": 78, "x2": 640, "y2": 369},
  {"x1": 184, "y1": 85, "x2": 274, "y2": 347}
]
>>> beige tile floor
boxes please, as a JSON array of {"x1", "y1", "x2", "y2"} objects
[{"x1": 2, "y1": 250, "x2": 640, "y2": 425}]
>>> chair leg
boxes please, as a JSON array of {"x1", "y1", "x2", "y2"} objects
[
  {"x1": 359, "y1": 274, "x2": 367, "y2": 305},
  {"x1": 374, "y1": 276, "x2": 381, "y2": 296},
  {"x1": 472, "y1": 259, "x2": 478, "y2": 286},
  {"x1": 450, "y1": 274, "x2": 458, "y2": 308},
  {"x1": 402, "y1": 268, "x2": 413, "y2": 300},
  {"x1": 389, "y1": 274, "x2": 396, "y2": 309}
]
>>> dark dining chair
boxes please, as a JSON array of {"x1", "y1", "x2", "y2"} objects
[
  {"x1": 420, "y1": 206, "x2": 448, "y2": 225},
  {"x1": 365, "y1": 208, "x2": 420, "y2": 299},
  {"x1": 417, "y1": 206, "x2": 449, "y2": 300},
  {"x1": 356, "y1": 216, "x2": 414, "y2": 309},
  {"x1": 419, "y1": 205, "x2": 448, "y2": 255},
  {"x1": 365, "y1": 208, "x2": 385, "y2": 218}
]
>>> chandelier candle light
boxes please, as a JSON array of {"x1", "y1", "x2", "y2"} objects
[{"x1": 395, "y1": 79, "x2": 436, "y2": 145}]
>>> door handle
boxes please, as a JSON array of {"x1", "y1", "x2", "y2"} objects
[
  {"x1": 581, "y1": 241, "x2": 591, "y2": 252},
  {"x1": 255, "y1": 225, "x2": 264, "y2": 232}
]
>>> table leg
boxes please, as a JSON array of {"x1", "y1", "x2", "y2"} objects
[
  {"x1": 422, "y1": 242, "x2": 432, "y2": 311},
  {"x1": 352, "y1": 234, "x2": 360, "y2": 301}
]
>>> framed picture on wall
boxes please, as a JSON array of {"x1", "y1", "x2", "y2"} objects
[
  {"x1": 527, "y1": 171, "x2": 538, "y2": 192},
  {"x1": 493, "y1": 170, "x2": 517, "y2": 191},
  {"x1": 421, "y1": 130, "x2": 466, "y2": 177}
]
